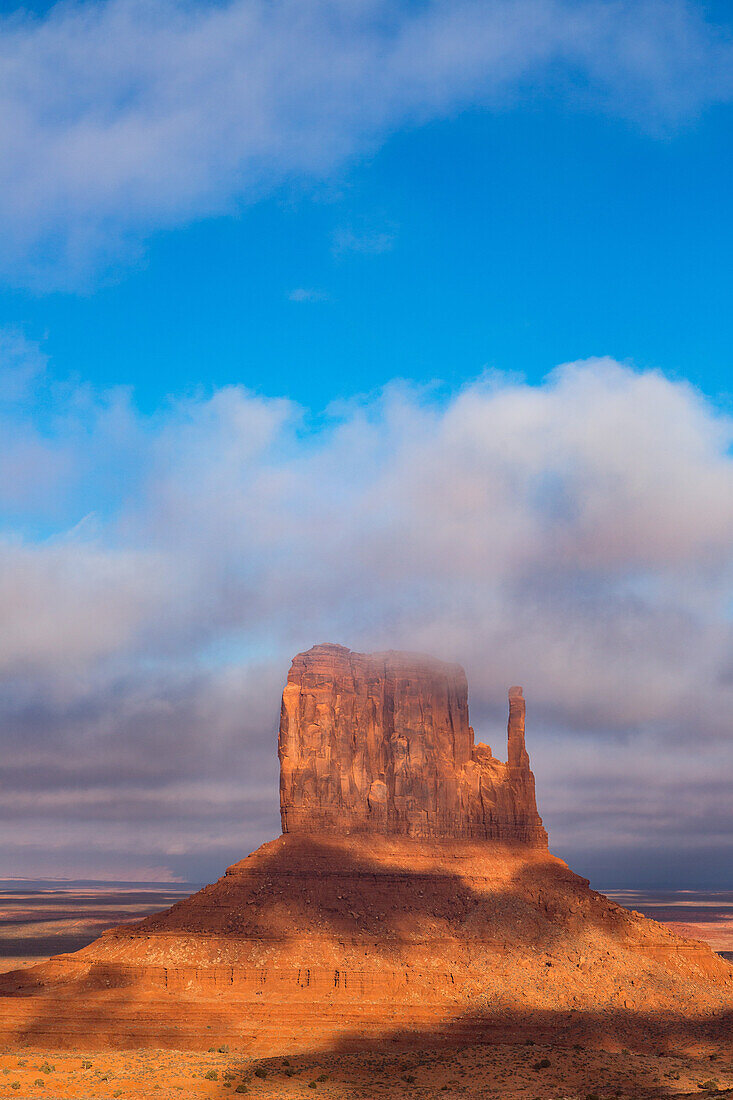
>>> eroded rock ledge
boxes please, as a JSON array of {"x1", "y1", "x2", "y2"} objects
[{"x1": 278, "y1": 643, "x2": 547, "y2": 844}]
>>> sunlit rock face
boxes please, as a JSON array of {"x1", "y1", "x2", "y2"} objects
[{"x1": 278, "y1": 643, "x2": 547, "y2": 845}]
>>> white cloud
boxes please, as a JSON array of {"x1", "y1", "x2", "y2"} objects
[
  {"x1": 2, "y1": 343, "x2": 733, "y2": 879},
  {"x1": 0, "y1": 0, "x2": 732, "y2": 287}
]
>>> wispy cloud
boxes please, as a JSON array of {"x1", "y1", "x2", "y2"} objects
[
  {"x1": 0, "y1": 0, "x2": 732, "y2": 288},
  {"x1": 0, "y1": 329, "x2": 47, "y2": 401},
  {"x1": 288, "y1": 287, "x2": 330, "y2": 302},
  {"x1": 1, "y1": 338, "x2": 733, "y2": 880},
  {"x1": 332, "y1": 226, "x2": 396, "y2": 255}
]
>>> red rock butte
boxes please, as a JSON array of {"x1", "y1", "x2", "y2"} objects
[
  {"x1": 279, "y1": 644, "x2": 547, "y2": 844},
  {"x1": 0, "y1": 644, "x2": 731, "y2": 1056}
]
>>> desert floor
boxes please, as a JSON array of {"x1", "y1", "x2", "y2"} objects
[{"x1": 0, "y1": 1040, "x2": 732, "y2": 1100}]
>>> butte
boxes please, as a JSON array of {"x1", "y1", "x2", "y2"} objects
[{"x1": 1, "y1": 643, "x2": 731, "y2": 1053}]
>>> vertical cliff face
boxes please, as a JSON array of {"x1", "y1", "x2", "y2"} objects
[{"x1": 278, "y1": 643, "x2": 547, "y2": 844}]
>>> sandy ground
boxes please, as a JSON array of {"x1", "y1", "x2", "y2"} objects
[{"x1": 1, "y1": 1040, "x2": 732, "y2": 1100}]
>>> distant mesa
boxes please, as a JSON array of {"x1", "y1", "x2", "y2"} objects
[
  {"x1": 0, "y1": 644, "x2": 731, "y2": 1056},
  {"x1": 280, "y1": 644, "x2": 547, "y2": 844}
]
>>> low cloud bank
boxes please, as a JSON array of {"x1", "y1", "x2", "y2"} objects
[{"x1": 1, "y1": 346, "x2": 732, "y2": 883}]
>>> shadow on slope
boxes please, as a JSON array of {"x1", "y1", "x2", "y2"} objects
[
  {"x1": 217, "y1": 1002, "x2": 733, "y2": 1100},
  {"x1": 106, "y1": 835, "x2": 668, "y2": 959}
]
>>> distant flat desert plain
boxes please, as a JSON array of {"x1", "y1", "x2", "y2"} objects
[{"x1": 0, "y1": 882, "x2": 198, "y2": 973}]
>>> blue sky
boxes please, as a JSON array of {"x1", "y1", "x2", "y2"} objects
[
  {"x1": 1, "y1": 0, "x2": 733, "y2": 886},
  {"x1": 3, "y1": 100, "x2": 733, "y2": 412}
]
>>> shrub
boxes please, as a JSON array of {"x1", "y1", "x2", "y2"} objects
[
  {"x1": 315, "y1": 1074, "x2": 329, "y2": 1082},
  {"x1": 234, "y1": 1086, "x2": 249, "y2": 1095},
  {"x1": 34, "y1": 1081, "x2": 45, "y2": 1088},
  {"x1": 81, "y1": 1061, "x2": 92, "y2": 1070},
  {"x1": 253, "y1": 1067, "x2": 267, "y2": 1079},
  {"x1": 204, "y1": 1069, "x2": 218, "y2": 1080},
  {"x1": 218, "y1": 1045, "x2": 230, "y2": 1053},
  {"x1": 39, "y1": 1063, "x2": 54, "y2": 1074},
  {"x1": 533, "y1": 1059, "x2": 551, "y2": 1070},
  {"x1": 308, "y1": 1083, "x2": 317, "y2": 1090},
  {"x1": 11, "y1": 1084, "x2": 20, "y2": 1090},
  {"x1": 698, "y1": 1082, "x2": 719, "y2": 1092}
]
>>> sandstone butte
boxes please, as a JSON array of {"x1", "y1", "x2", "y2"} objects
[{"x1": 0, "y1": 642, "x2": 731, "y2": 1056}]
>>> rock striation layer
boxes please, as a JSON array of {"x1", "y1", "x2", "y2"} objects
[{"x1": 279, "y1": 644, "x2": 547, "y2": 844}]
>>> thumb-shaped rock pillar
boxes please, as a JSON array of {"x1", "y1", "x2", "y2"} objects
[{"x1": 507, "y1": 686, "x2": 530, "y2": 769}]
